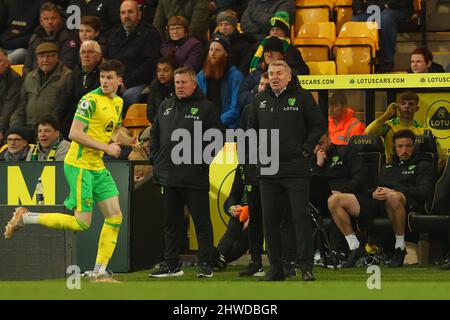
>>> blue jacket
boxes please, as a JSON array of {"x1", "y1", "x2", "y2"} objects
[{"x1": 197, "y1": 66, "x2": 244, "y2": 129}]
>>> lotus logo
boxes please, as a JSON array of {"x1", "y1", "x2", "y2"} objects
[
  {"x1": 350, "y1": 79, "x2": 355, "y2": 84},
  {"x1": 420, "y1": 77, "x2": 426, "y2": 83},
  {"x1": 191, "y1": 107, "x2": 199, "y2": 115},
  {"x1": 429, "y1": 106, "x2": 450, "y2": 130},
  {"x1": 288, "y1": 98, "x2": 296, "y2": 106},
  {"x1": 105, "y1": 120, "x2": 114, "y2": 133},
  {"x1": 332, "y1": 156, "x2": 339, "y2": 162}
]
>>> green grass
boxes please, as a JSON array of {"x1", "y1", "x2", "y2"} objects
[{"x1": 0, "y1": 266, "x2": 449, "y2": 300}]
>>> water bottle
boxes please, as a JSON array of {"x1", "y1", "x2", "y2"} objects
[{"x1": 36, "y1": 178, "x2": 44, "y2": 205}]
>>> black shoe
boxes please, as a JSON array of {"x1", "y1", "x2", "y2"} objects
[
  {"x1": 197, "y1": 262, "x2": 213, "y2": 278},
  {"x1": 343, "y1": 246, "x2": 365, "y2": 268},
  {"x1": 301, "y1": 269, "x2": 315, "y2": 281},
  {"x1": 441, "y1": 262, "x2": 450, "y2": 270},
  {"x1": 213, "y1": 248, "x2": 227, "y2": 270},
  {"x1": 258, "y1": 266, "x2": 285, "y2": 281},
  {"x1": 239, "y1": 261, "x2": 265, "y2": 277},
  {"x1": 284, "y1": 262, "x2": 297, "y2": 278},
  {"x1": 149, "y1": 262, "x2": 184, "y2": 278},
  {"x1": 389, "y1": 248, "x2": 406, "y2": 268}
]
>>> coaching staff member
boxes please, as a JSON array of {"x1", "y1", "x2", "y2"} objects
[
  {"x1": 149, "y1": 67, "x2": 221, "y2": 278},
  {"x1": 248, "y1": 60, "x2": 326, "y2": 281}
]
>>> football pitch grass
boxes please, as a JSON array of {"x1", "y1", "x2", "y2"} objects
[{"x1": 0, "y1": 265, "x2": 449, "y2": 300}]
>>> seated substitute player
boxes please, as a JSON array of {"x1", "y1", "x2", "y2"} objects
[
  {"x1": 328, "y1": 130, "x2": 435, "y2": 268},
  {"x1": 4, "y1": 59, "x2": 140, "y2": 282}
]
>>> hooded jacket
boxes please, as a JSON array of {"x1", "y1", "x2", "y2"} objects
[
  {"x1": 149, "y1": 87, "x2": 221, "y2": 189},
  {"x1": 312, "y1": 144, "x2": 369, "y2": 194},
  {"x1": 248, "y1": 80, "x2": 326, "y2": 178},
  {"x1": 197, "y1": 65, "x2": 244, "y2": 129},
  {"x1": 377, "y1": 150, "x2": 435, "y2": 209},
  {"x1": 328, "y1": 108, "x2": 366, "y2": 145}
]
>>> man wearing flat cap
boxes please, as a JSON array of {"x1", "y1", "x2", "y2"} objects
[
  {"x1": 0, "y1": 127, "x2": 31, "y2": 161},
  {"x1": 10, "y1": 42, "x2": 72, "y2": 128},
  {"x1": 196, "y1": 33, "x2": 244, "y2": 129}
]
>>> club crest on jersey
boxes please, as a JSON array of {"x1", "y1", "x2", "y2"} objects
[{"x1": 288, "y1": 98, "x2": 296, "y2": 106}]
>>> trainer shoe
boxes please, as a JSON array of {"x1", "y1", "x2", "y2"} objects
[
  {"x1": 197, "y1": 262, "x2": 213, "y2": 278},
  {"x1": 441, "y1": 262, "x2": 450, "y2": 270},
  {"x1": 89, "y1": 270, "x2": 120, "y2": 283},
  {"x1": 284, "y1": 261, "x2": 297, "y2": 278},
  {"x1": 213, "y1": 248, "x2": 227, "y2": 270},
  {"x1": 301, "y1": 268, "x2": 316, "y2": 281},
  {"x1": 149, "y1": 262, "x2": 184, "y2": 278},
  {"x1": 343, "y1": 246, "x2": 365, "y2": 268},
  {"x1": 4, "y1": 207, "x2": 28, "y2": 239},
  {"x1": 238, "y1": 261, "x2": 265, "y2": 277},
  {"x1": 389, "y1": 248, "x2": 406, "y2": 268},
  {"x1": 258, "y1": 265, "x2": 285, "y2": 281}
]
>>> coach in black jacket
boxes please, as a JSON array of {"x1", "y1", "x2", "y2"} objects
[
  {"x1": 248, "y1": 60, "x2": 326, "y2": 281},
  {"x1": 149, "y1": 67, "x2": 221, "y2": 278}
]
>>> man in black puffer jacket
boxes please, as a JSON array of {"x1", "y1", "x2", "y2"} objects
[
  {"x1": 149, "y1": 67, "x2": 221, "y2": 279},
  {"x1": 328, "y1": 130, "x2": 435, "y2": 268},
  {"x1": 247, "y1": 60, "x2": 326, "y2": 281}
]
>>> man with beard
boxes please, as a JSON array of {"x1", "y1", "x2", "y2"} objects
[{"x1": 196, "y1": 33, "x2": 244, "y2": 129}]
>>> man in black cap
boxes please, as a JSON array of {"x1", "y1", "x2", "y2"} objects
[
  {"x1": 0, "y1": 127, "x2": 31, "y2": 161},
  {"x1": 196, "y1": 33, "x2": 244, "y2": 129}
]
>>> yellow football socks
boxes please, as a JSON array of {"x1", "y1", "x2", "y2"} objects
[{"x1": 95, "y1": 216, "x2": 122, "y2": 266}]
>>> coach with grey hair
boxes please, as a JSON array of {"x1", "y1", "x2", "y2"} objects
[
  {"x1": 149, "y1": 67, "x2": 221, "y2": 279},
  {"x1": 247, "y1": 60, "x2": 326, "y2": 281},
  {"x1": 55, "y1": 40, "x2": 103, "y2": 139}
]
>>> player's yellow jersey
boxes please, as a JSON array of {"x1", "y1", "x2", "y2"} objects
[{"x1": 64, "y1": 87, "x2": 123, "y2": 170}]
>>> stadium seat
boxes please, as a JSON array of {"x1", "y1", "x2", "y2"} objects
[
  {"x1": 333, "y1": 22, "x2": 379, "y2": 74},
  {"x1": 333, "y1": 0, "x2": 353, "y2": 34},
  {"x1": 294, "y1": 22, "x2": 336, "y2": 62},
  {"x1": 306, "y1": 61, "x2": 336, "y2": 75},
  {"x1": 11, "y1": 64, "x2": 24, "y2": 76},
  {"x1": 121, "y1": 103, "x2": 150, "y2": 137},
  {"x1": 294, "y1": 0, "x2": 333, "y2": 37}
]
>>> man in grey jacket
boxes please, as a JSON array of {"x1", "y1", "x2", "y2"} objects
[
  {"x1": 240, "y1": 0, "x2": 295, "y2": 41},
  {"x1": 0, "y1": 47, "x2": 22, "y2": 143},
  {"x1": 10, "y1": 42, "x2": 72, "y2": 129}
]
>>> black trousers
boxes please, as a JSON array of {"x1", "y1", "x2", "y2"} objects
[
  {"x1": 161, "y1": 186, "x2": 213, "y2": 266},
  {"x1": 217, "y1": 216, "x2": 249, "y2": 263},
  {"x1": 260, "y1": 177, "x2": 313, "y2": 269}
]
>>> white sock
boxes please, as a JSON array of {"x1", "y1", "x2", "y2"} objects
[
  {"x1": 345, "y1": 234, "x2": 360, "y2": 251},
  {"x1": 395, "y1": 235, "x2": 405, "y2": 250},
  {"x1": 22, "y1": 212, "x2": 39, "y2": 225},
  {"x1": 94, "y1": 263, "x2": 106, "y2": 274}
]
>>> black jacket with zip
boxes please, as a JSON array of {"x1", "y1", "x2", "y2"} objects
[
  {"x1": 377, "y1": 150, "x2": 435, "y2": 209},
  {"x1": 247, "y1": 79, "x2": 326, "y2": 178},
  {"x1": 312, "y1": 144, "x2": 369, "y2": 194},
  {"x1": 149, "y1": 87, "x2": 221, "y2": 189}
]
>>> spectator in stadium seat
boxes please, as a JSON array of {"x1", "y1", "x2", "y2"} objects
[
  {"x1": 0, "y1": 0, "x2": 46, "y2": 64},
  {"x1": 248, "y1": 11, "x2": 309, "y2": 75},
  {"x1": 145, "y1": 56, "x2": 177, "y2": 123},
  {"x1": 106, "y1": 0, "x2": 162, "y2": 110},
  {"x1": 238, "y1": 36, "x2": 304, "y2": 109},
  {"x1": 23, "y1": 2, "x2": 78, "y2": 74},
  {"x1": 55, "y1": 40, "x2": 103, "y2": 139},
  {"x1": 364, "y1": 91, "x2": 447, "y2": 174},
  {"x1": 0, "y1": 48, "x2": 22, "y2": 143},
  {"x1": 240, "y1": 0, "x2": 295, "y2": 42},
  {"x1": 0, "y1": 127, "x2": 31, "y2": 161},
  {"x1": 68, "y1": 0, "x2": 117, "y2": 35},
  {"x1": 407, "y1": 47, "x2": 445, "y2": 74},
  {"x1": 328, "y1": 91, "x2": 365, "y2": 146},
  {"x1": 216, "y1": 9, "x2": 255, "y2": 75},
  {"x1": 153, "y1": 0, "x2": 209, "y2": 42},
  {"x1": 328, "y1": 130, "x2": 434, "y2": 268},
  {"x1": 26, "y1": 115, "x2": 70, "y2": 161},
  {"x1": 10, "y1": 42, "x2": 72, "y2": 129},
  {"x1": 160, "y1": 16, "x2": 204, "y2": 73},
  {"x1": 149, "y1": 67, "x2": 221, "y2": 278},
  {"x1": 197, "y1": 33, "x2": 244, "y2": 129},
  {"x1": 208, "y1": 0, "x2": 250, "y2": 31},
  {"x1": 351, "y1": 0, "x2": 413, "y2": 72}
]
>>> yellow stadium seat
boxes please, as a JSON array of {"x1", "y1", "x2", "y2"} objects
[
  {"x1": 294, "y1": 22, "x2": 336, "y2": 62},
  {"x1": 333, "y1": 0, "x2": 353, "y2": 34},
  {"x1": 333, "y1": 22, "x2": 379, "y2": 74},
  {"x1": 121, "y1": 103, "x2": 150, "y2": 137},
  {"x1": 295, "y1": 0, "x2": 333, "y2": 37},
  {"x1": 306, "y1": 61, "x2": 336, "y2": 75},
  {"x1": 11, "y1": 64, "x2": 24, "y2": 76}
]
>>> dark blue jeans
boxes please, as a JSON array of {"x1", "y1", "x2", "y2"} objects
[{"x1": 351, "y1": 8, "x2": 410, "y2": 65}]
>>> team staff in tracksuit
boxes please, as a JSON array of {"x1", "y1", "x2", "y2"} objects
[
  {"x1": 149, "y1": 67, "x2": 221, "y2": 278},
  {"x1": 247, "y1": 60, "x2": 326, "y2": 281},
  {"x1": 329, "y1": 129, "x2": 435, "y2": 268}
]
